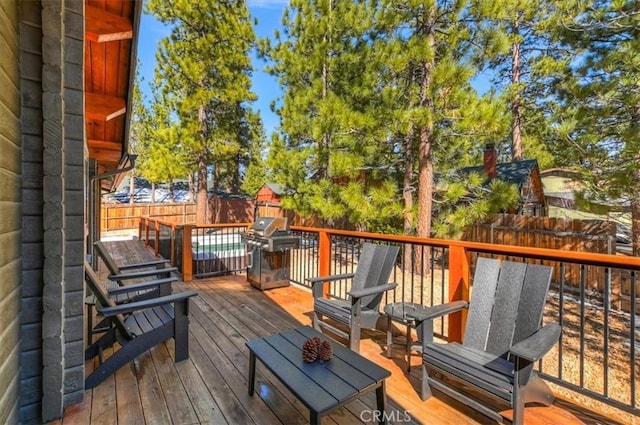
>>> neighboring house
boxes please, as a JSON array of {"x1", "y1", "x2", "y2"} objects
[
  {"x1": 541, "y1": 168, "x2": 631, "y2": 237},
  {"x1": 455, "y1": 146, "x2": 546, "y2": 216},
  {"x1": 0, "y1": 1, "x2": 141, "y2": 423}
]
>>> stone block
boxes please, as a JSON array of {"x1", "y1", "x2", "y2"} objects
[
  {"x1": 63, "y1": 87, "x2": 82, "y2": 115},
  {"x1": 21, "y1": 244, "x2": 44, "y2": 272},
  {"x1": 42, "y1": 93, "x2": 63, "y2": 121},
  {"x1": 64, "y1": 36, "x2": 83, "y2": 66},
  {"x1": 18, "y1": 50, "x2": 42, "y2": 81},
  {"x1": 20, "y1": 106, "x2": 43, "y2": 137},
  {"x1": 64, "y1": 266, "x2": 83, "y2": 291},
  {"x1": 64, "y1": 10, "x2": 83, "y2": 40}
]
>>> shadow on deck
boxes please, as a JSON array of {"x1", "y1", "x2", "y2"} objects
[{"x1": 58, "y1": 240, "x2": 622, "y2": 425}]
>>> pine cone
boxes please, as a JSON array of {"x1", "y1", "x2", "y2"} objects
[
  {"x1": 317, "y1": 340, "x2": 333, "y2": 362},
  {"x1": 302, "y1": 338, "x2": 319, "y2": 363}
]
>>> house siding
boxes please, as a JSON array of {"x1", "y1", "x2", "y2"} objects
[{"x1": 0, "y1": 0, "x2": 22, "y2": 424}]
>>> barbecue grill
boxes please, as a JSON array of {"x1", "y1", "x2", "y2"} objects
[{"x1": 241, "y1": 217, "x2": 299, "y2": 290}]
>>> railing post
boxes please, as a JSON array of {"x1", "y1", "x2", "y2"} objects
[
  {"x1": 448, "y1": 245, "x2": 470, "y2": 343},
  {"x1": 170, "y1": 224, "x2": 176, "y2": 266},
  {"x1": 318, "y1": 230, "x2": 331, "y2": 297},
  {"x1": 182, "y1": 224, "x2": 193, "y2": 282},
  {"x1": 154, "y1": 220, "x2": 160, "y2": 256}
]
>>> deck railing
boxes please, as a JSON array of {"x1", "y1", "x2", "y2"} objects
[{"x1": 138, "y1": 216, "x2": 640, "y2": 417}]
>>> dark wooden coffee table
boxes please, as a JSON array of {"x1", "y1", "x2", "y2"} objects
[{"x1": 246, "y1": 326, "x2": 391, "y2": 424}]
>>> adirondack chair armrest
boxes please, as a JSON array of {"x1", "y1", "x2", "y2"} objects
[
  {"x1": 306, "y1": 273, "x2": 356, "y2": 285},
  {"x1": 405, "y1": 300, "x2": 469, "y2": 322},
  {"x1": 97, "y1": 291, "x2": 198, "y2": 316},
  {"x1": 108, "y1": 267, "x2": 178, "y2": 281},
  {"x1": 107, "y1": 276, "x2": 177, "y2": 295},
  {"x1": 510, "y1": 323, "x2": 561, "y2": 363},
  {"x1": 308, "y1": 273, "x2": 356, "y2": 298},
  {"x1": 117, "y1": 259, "x2": 171, "y2": 271},
  {"x1": 348, "y1": 282, "x2": 398, "y2": 299}
]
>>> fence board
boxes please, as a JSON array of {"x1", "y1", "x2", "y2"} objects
[
  {"x1": 101, "y1": 203, "x2": 196, "y2": 230},
  {"x1": 462, "y1": 214, "x2": 617, "y2": 296}
]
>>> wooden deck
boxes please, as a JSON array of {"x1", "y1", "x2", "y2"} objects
[{"x1": 56, "y1": 240, "x2": 620, "y2": 425}]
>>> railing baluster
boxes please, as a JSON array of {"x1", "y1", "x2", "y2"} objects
[{"x1": 603, "y1": 267, "x2": 610, "y2": 398}]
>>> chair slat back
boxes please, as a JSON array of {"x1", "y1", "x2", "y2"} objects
[
  {"x1": 463, "y1": 257, "x2": 501, "y2": 351},
  {"x1": 350, "y1": 243, "x2": 399, "y2": 309},
  {"x1": 512, "y1": 263, "x2": 553, "y2": 346},
  {"x1": 94, "y1": 241, "x2": 121, "y2": 275},
  {"x1": 485, "y1": 261, "x2": 527, "y2": 356},
  {"x1": 84, "y1": 262, "x2": 132, "y2": 338}
]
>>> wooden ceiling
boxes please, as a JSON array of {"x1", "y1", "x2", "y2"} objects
[{"x1": 85, "y1": 0, "x2": 141, "y2": 190}]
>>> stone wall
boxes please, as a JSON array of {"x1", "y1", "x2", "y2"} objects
[{"x1": 19, "y1": 0, "x2": 86, "y2": 422}]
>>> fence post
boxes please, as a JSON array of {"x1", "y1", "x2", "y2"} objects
[
  {"x1": 447, "y1": 245, "x2": 470, "y2": 343},
  {"x1": 182, "y1": 225, "x2": 193, "y2": 282},
  {"x1": 318, "y1": 230, "x2": 331, "y2": 297}
]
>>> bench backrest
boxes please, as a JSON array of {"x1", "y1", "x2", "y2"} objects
[
  {"x1": 464, "y1": 257, "x2": 553, "y2": 357},
  {"x1": 94, "y1": 241, "x2": 122, "y2": 275},
  {"x1": 84, "y1": 262, "x2": 133, "y2": 339},
  {"x1": 350, "y1": 243, "x2": 399, "y2": 310}
]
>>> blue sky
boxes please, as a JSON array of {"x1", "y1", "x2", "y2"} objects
[{"x1": 136, "y1": 0, "x2": 288, "y2": 136}]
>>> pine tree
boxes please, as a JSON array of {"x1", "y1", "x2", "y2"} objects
[
  {"x1": 147, "y1": 0, "x2": 258, "y2": 223},
  {"x1": 547, "y1": 0, "x2": 640, "y2": 254},
  {"x1": 261, "y1": 0, "x2": 402, "y2": 231},
  {"x1": 375, "y1": 0, "x2": 504, "y2": 239},
  {"x1": 128, "y1": 72, "x2": 147, "y2": 204},
  {"x1": 472, "y1": 0, "x2": 562, "y2": 166}
]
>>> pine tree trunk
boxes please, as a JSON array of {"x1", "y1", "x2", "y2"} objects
[
  {"x1": 211, "y1": 168, "x2": 220, "y2": 224},
  {"x1": 416, "y1": 9, "x2": 435, "y2": 242},
  {"x1": 403, "y1": 126, "x2": 417, "y2": 272},
  {"x1": 188, "y1": 173, "x2": 195, "y2": 203},
  {"x1": 511, "y1": 13, "x2": 523, "y2": 160},
  {"x1": 196, "y1": 156, "x2": 208, "y2": 224},
  {"x1": 632, "y1": 199, "x2": 640, "y2": 257},
  {"x1": 151, "y1": 182, "x2": 156, "y2": 203},
  {"x1": 129, "y1": 171, "x2": 135, "y2": 204},
  {"x1": 169, "y1": 179, "x2": 174, "y2": 202},
  {"x1": 415, "y1": 8, "x2": 436, "y2": 274}
]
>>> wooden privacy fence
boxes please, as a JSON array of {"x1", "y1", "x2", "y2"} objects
[
  {"x1": 102, "y1": 203, "x2": 196, "y2": 231},
  {"x1": 462, "y1": 214, "x2": 638, "y2": 311}
]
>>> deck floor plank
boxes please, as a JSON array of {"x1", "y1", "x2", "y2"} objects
[
  {"x1": 148, "y1": 342, "x2": 200, "y2": 425},
  {"x1": 60, "y1": 240, "x2": 619, "y2": 425},
  {"x1": 113, "y1": 353, "x2": 145, "y2": 425},
  {"x1": 135, "y1": 349, "x2": 173, "y2": 425},
  {"x1": 163, "y1": 338, "x2": 231, "y2": 425},
  {"x1": 188, "y1": 312, "x2": 278, "y2": 424}
]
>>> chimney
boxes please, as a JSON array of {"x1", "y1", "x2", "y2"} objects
[{"x1": 483, "y1": 144, "x2": 497, "y2": 179}]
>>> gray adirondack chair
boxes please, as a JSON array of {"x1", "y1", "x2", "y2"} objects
[
  {"x1": 88, "y1": 241, "x2": 178, "y2": 339},
  {"x1": 410, "y1": 257, "x2": 560, "y2": 425},
  {"x1": 84, "y1": 262, "x2": 197, "y2": 389},
  {"x1": 308, "y1": 243, "x2": 399, "y2": 353}
]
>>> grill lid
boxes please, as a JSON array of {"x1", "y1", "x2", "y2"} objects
[{"x1": 248, "y1": 217, "x2": 289, "y2": 238}]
